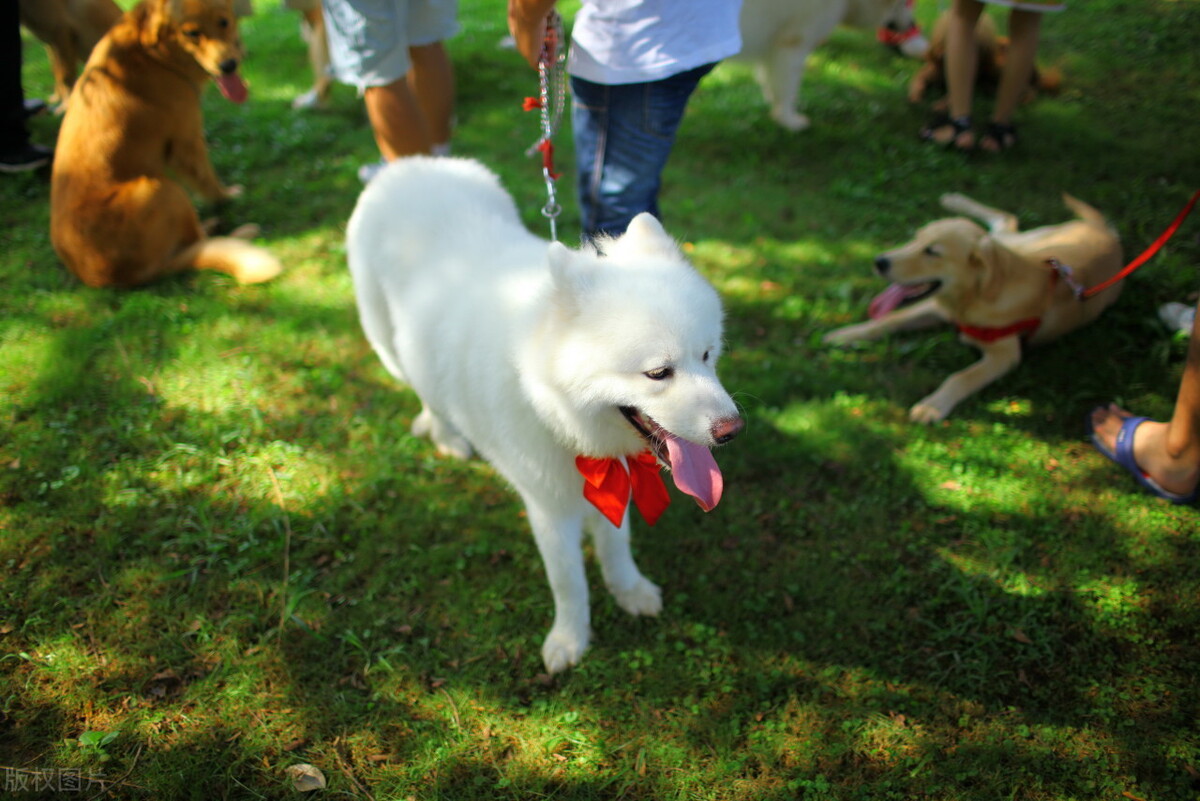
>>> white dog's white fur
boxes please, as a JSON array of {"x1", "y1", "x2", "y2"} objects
[
  {"x1": 737, "y1": 0, "x2": 914, "y2": 131},
  {"x1": 347, "y1": 157, "x2": 743, "y2": 674}
]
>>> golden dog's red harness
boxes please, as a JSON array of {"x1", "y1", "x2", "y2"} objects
[
  {"x1": 957, "y1": 317, "x2": 1042, "y2": 343},
  {"x1": 956, "y1": 269, "x2": 1060, "y2": 343}
]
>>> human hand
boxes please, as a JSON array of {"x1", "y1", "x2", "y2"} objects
[{"x1": 507, "y1": 0, "x2": 557, "y2": 69}]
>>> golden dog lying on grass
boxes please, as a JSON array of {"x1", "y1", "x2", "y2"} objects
[{"x1": 825, "y1": 193, "x2": 1123, "y2": 422}]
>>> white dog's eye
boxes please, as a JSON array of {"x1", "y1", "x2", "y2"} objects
[
  {"x1": 702, "y1": 350, "x2": 710, "y2": 362},
  {"x1": 644, "y1": 367, "x2": 673, "y2": 381}
]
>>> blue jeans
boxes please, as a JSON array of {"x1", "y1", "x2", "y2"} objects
[{"x1": 570, "y1": 63, "x2": 716, "y2": 239}]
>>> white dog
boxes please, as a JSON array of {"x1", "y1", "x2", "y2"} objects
[
  {"x1": 346, "y1": 157, "x2": 744, "y2": 674},
  {"x1": 737, "y1": 0, "x2": 916, "y2": 131}
]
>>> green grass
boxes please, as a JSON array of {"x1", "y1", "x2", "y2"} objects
[{"x1": 3, "y1": 1, "x2": 1200, "y2": 798}]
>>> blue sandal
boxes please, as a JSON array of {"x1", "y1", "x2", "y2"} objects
[{"x1": 1088, "y1": 411, "x2": 1198, "y2": 505}]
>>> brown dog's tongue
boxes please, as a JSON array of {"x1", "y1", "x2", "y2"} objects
[{"x1": 215, "y1": 73, "x2": 248, "y2": 104}]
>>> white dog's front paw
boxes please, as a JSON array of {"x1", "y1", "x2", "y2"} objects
[
  {"x1": 541, "y1": 624, "x2": 590, "y2": 674},
  {"x1": 909, "y1": 398, "x2": 949, "y2": 424},
  {"x1": 611, "y1": 577, "x2": 662, "y2": 617},
  {"x1": 771, "y1": 108, "x2": 811, "y2": 132}
]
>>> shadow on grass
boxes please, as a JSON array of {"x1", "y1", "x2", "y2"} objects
[
  {"x1": 5, "y1": 1, "x2": 1200, "y2": 797},
  {"x1": 4, "y1": 282, "x2": 1198, "y2": 797}
]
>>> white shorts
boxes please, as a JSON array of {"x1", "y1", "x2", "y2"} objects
[
  {"x1": 981, "y1": 0, "x2": 1066, "y2": 10},
  {"x1": 323, "y1": 0, "x2": 458, "y2": 89}
]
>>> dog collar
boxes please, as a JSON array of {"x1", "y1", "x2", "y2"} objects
[
  {"x1": 956, "y1": 317, "x2": 1041, "y2": 343},
  {"x1": 575, "y1": 451, "x2": 670, "y2": 527},
  {"x1": 955, "y1": 265, "x2": 1070, "y2": 343}
]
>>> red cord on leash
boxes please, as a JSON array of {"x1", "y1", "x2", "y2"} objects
[{"x1": 522, "y1": 11, "x2": 567, "y2": 240}]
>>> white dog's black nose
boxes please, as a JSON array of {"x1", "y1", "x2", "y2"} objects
[
  {"x1": 874, "y1": 256, "x2": 891, "y2": 275},
  {"x1": 711, "y1": 416, "x2": 744, "y2": 445}
]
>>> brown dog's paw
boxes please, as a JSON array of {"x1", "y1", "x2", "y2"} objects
[{"x1": 229, "y1": 223, "x2": 261, "y2": 240}]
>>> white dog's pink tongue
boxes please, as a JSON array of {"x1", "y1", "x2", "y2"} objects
[
  {"x1": 868, "y1": 283, "x2": 909, "y2": 320},
  {"x1": 215, "y1": 73, "x2": 248, "y2": 104},
  {"x1": 661, "y1": 431, "x2": 723, "y2": 512}
]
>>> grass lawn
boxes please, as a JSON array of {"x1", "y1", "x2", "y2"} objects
[{"x1": 2, "y1": 0, "x2": 1199, "y2": 798}]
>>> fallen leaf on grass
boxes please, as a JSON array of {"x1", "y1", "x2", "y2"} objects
[{"x1": 286, "y1": 763, "x2": 327, "y2": 792}]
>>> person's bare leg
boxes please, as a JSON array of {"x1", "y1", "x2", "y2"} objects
[
  {"x1": 407, "y1": 41, "x2": 454, "y2": 150},
  {"x1": 304, "y1": 8, "x2": 332, "y2": 104},
  {"x1": 363, "y1": 75, "x2": 433, "y2": 160},
  {"x1": 927, "y1": 0, "x2": 983, "y2": 147},
  {"x1": 1091, "y1": 298, "x2": 1200, "y2": 497},
  {"x1": 980, "y1": 8, "x2": 1041, "y2": 150}
]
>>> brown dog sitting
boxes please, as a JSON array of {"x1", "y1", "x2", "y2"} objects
[
  {"x1": 907, "y1": 12, "x2": 1062, "y2": 107},
  {"x1": 50, "y1": 0, "x2": 281, "y2": 289},
  {"x1": 18, "y1": 0, "x2": 123, "y2": 107},
  {"x1": 825, "y1": 193, "x2": 1123, "y2": 423}
]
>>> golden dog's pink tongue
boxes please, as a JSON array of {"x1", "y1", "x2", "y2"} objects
[
  {"x1": 868, "y1": 283, "x2": 909, "y2": 320},
  {"x1": 215, "y1": 73, "x2": 248, "y2": 104},
  {"x1": 661, "y1": 430, "x2": 723, "y2": 512}
]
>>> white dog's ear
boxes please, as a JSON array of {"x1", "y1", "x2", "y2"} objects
[
  {"x1": 622, "y1": 213, "x2": 681, "y2": 259},
  {"x1": 547, "y1": 242, "x2": 589, "y2": 310}
]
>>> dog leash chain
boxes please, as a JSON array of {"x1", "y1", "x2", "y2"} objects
[{"x1": 523, "y1": 10, "x2": 567, "y2": 241}]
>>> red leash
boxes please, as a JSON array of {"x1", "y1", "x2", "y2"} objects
[{"x1": 1053, "y1": 189, "x2": 1200, "y2": 300}]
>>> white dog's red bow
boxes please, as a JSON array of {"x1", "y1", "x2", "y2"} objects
[{"x1": 575, "y1": 452, "x2": 670, "y2": 527}]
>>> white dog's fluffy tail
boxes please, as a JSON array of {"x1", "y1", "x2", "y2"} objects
[{"x1": 351, "y1": 267, "x2": 410, "y2": 384}]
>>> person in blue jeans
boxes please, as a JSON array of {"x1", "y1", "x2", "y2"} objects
[{"x1": 508, "y1": 0, "x2": 743, "y2": 240}]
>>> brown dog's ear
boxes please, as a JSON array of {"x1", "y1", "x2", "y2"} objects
[
  {"x1": 140, "y1": 0, "x2": 173, "y2": 45},
  {"x1": 972, "y1": 236, "x2": 1009, "y2": 303}
]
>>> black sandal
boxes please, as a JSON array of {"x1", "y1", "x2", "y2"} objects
[
  {"x1": 979, "y1": 121, "x2": 1017, "y2": 153},
  {"x1": 920, "y1": 114, "x2": 973, "y2": 151}
]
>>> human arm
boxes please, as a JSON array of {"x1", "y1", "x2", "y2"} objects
[{"x1": 507, "y1": 0, "x2": 558, "y2": 68}]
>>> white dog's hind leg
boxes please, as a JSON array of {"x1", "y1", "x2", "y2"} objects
[
  {"x1": 588, "y1": 514, "x2": 662, "y2": 617},
  {"x1": 758, "y1": 42, "x2": 815, "y2": 132},
  {"x1": 526, "y1": 506, "x2": 591, "y2": 674},
  {"x1": 411, "y1": 406, "x2": 474, "y2": 459}
]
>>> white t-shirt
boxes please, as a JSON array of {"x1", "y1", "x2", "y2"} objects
[{"x1": 568, "y1": 0, "x2": 743, "y2": 85}]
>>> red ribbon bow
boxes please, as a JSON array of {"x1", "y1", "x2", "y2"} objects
[{"x1": 575, "y1": 451, "x2": 671, "y2": 527}]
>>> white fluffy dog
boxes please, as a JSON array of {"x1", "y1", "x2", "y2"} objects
[
  {"x1": 347, "y1": 157, "x2": 744, "y2": 674},
  {"x1": 738, "y1": 0, "x2": 916, "y2": 131}
]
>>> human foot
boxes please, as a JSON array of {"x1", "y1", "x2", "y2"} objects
[
  {"x1": 979, "y1": 121, "x2": 1017, "y2": 153},
  {"x1": 1088, "y1": 404, "x2": 1199, "y2": 503},
  {"x1": 920, "y1": 114, "x2": 974, "y2": 151}
]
